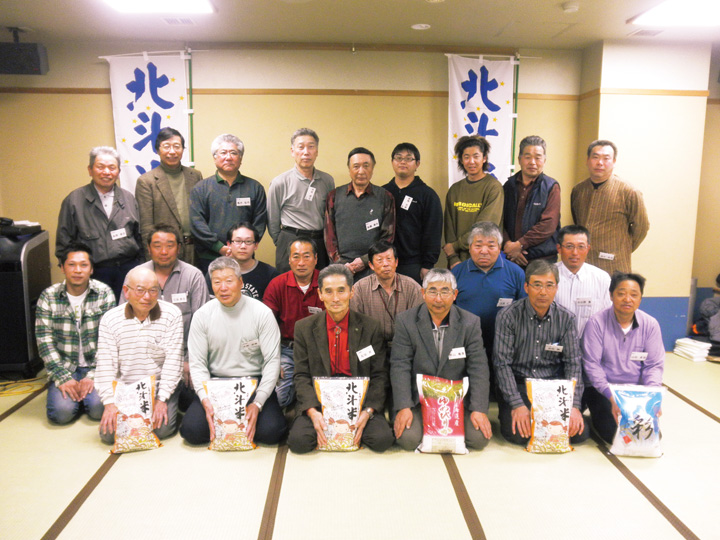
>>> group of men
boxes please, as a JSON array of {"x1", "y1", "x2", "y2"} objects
[{"x1": 37, "y1": 127, "x2": 662, "y2": 451}]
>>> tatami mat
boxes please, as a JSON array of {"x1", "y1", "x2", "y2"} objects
[{"x1": 663, "y1": 352, "x2": 720, "y2": 417}]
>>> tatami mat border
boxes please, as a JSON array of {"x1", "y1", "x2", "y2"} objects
[
  {"x1": 664, "y1": 384, "x2": 720, "y2": 424},
  {"x1": 442, "y1": 454, "x2": 486, "y2": 540},
  {"x1": 257, "y1": 444, "x2": 289, "y2": 540},
  {"x1": 0, "y1": 383, "x2": 48, "y2": 423}
]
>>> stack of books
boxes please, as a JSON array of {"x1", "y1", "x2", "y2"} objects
[{"x1": 674, "y1": 338, "x2": 712, "y2": 362}]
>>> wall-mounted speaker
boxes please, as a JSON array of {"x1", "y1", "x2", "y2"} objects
[{"x1": 0, "y1": 42, "x2": 48, "y2": 75}]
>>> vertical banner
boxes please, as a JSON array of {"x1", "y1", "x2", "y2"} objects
[
  {"x1": 106, "y1": 54, "x2": 190, "y2": 195},
  {"x1": 448, "y1": 55, "x2": 515, "y2": 187}
]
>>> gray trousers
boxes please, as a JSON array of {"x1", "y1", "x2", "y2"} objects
[{"x1": 394, "y1": 405, "x2": 490, "y2": 451}]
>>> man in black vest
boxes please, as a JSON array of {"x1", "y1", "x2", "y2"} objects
[
  {"x1": 502, "y1": 136, "x2": 560, "y2": 268},
  {"x1": 324, "y1": 147, "x2": 396, "y2": 282}
]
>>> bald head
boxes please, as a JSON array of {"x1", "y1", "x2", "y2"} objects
[{"x1": 123, "y1": 267, "x2": 160, "y2": 321}]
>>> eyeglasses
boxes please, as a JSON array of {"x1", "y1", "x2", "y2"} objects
[
  {"x1": 425, "y1": 289, "x2": 454, "y2": 299},
  {"x1": 528, "y1": 282, "x2": 557, "y2": 291},
  {"x1": 393, "y1": 156, "x2": 416, "y2": 163},
  {"x1": 560, "y1": 243, "x2": 588, "y2": 252},
  {"x1": 159, "y1": 143, "x2": 183, "y2": 151},
  {"x1": 216, "y1": 150, "x2": 240, "y2": 158},
  {"x1": 129, "y1": 286, "x2": 160, "y2": 297},
  {"x1": 230, "y1": 239, "x2": 255, "y2": 246}
]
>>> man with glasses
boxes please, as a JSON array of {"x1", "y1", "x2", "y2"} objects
[
  {"x1": 554, "y1": 225, "x2": 611, "y2": 335},
  {"x1": 383, "y1": 143, "x2": 442, "y2": 283},
  {"x1": 325, "y1": 147, "x2": 396, "y2": 282},
  {"x1": 190, "y1": 133, "x2": 267, "y2": 274},
  {"x1": 136, "y1": 127, "x2": 203, "y2": 265},
  {"x1": 493, "y1": 259, "x2": 589, "y2": 446},
  {"x1": 390, "y1": 268, "x2": 492, "y2": 451},
  {"x1": 267, "y1": 128, "x2": 334, "y2": 272},
  {"x1": 96, "y1": 266, "x2": 184, "y2": 443}
]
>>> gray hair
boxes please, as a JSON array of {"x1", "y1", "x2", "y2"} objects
[
  {"x1": 211, "y1": 134, "x2": 244, "y2": 157},
  {"x1": 525, "y1": 259, "x2": 559, "y2": 284},
  {"x1": 519, "y1": 135, "x2": 546, "y2": 156},
  {"x1": 89, "y1": 146, "x2": 120, "y2": 168},
  {"x1": 291, "y1": 128, "x2": 319, "y2": 146},
  {"x1": 208, "y1": 256, "x2": 242, "y2": 280},
  {"x1": 318, "y1": 264, "x2": 353, "y2": 290},
  {"x1": 468, "y1": 222, "x2": 503, "y2": 246},
  {"x1": 422, "y1": 268, "x2": 457, "y2": 290}
]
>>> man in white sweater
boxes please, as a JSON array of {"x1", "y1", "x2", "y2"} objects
[{"x1": 181, "y1": 257, "x2": 287, "y2": 445}]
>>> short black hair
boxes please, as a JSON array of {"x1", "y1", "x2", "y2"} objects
[
  {"x1": 147, "y1": 223, "x2": 182, "y2": 246},
  {"x1": 226, "y1": 222, "x2": 259, "y2": 243},
  {"x1": 557, "y1": 225, "x2": 590, "y2": 244},
  {"x1": 59, "y1": 242, "x2": 94, "y2": 267},
  {"x1": 609, "y1": 272, "x2": 646, "y2": 295},
  {"x1": 454, "y1": 136, "x2": 491, "y2": 174},
  {"x1": 154, "y1": 127, "x2": 185, "y2": 152},
  {"x1": 291, "y1": 237, "x2": 318, "y2": 256},
  {"x1": 391, "y1": 142, "x2": 420, "y2": 162},
  {"x1": 587, "y1": 139, "x2": 618, "y2": 159},
  {"x1": 368, "y1": 240, "x2": 397, "y2": 264},
  {"x1": 347, "y1": 147, "x2": 376, "y2": 166}
]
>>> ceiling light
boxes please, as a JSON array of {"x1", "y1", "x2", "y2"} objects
[
  {"x1": 425, "y1": 0, "x2": 445, "y2": 3},
  {"x1": 630, "y1": 0, "x2": 720, "y2": 27},
  {"x1": 103, "y1": 0, "x2": 214, "y2": 14},
  {"x1": 562, "y1": 2, "x2": 579, "y2": 14},
  {"x1": 411, "y1": 23, "x2": 431, "y2": 30}
]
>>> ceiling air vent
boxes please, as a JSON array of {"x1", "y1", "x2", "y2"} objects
[
  {"x1": 163, "y1": 17, "x2": 196, "y2": 26},
  {"x1": 628, "y1": 29, "x2": 663, "y2": 37}
]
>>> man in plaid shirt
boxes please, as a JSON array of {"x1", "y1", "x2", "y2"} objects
[{"x1": 35, "y1": 242, "x2": 116, "y2": 424}]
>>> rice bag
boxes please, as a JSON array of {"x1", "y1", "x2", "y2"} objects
[
  {"x1": 203, "y1": 377, "x2": 258, "y2": 451},
  {"x1": 417, "y1": 374, "x2": 469, "y2": 454},
  {"x1": 609, "y1": 384, "x2": 664, "y2": 458},
  {"x1": 313, "y1": 377, "x2": 369, "y2": 451},
  {"x1": 526, "y1": 378, "x2": 575, "y2": 454},
  {"x1": 112, "y1": 376, "x2": 161, "y2": 454}
]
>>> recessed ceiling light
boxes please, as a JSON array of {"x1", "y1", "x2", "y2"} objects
[
  {"x1": 630, "y1": 0, "x2": 720, "y2": 27},
  {"x1": 411, "y1": 23, "x2": 431, "y2": 30},
  {"x1": 426, "y1": 0, "x2": 445, "y2": 3},
  {"x1": 103, "y1": 0, "x2": 214, "y2": 14}
]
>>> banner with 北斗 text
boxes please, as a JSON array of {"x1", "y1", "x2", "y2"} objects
[{"x1": 448, "y1": 55, "x2": 516, "y2": 187}]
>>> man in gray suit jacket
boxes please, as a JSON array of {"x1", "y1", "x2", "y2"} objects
[
  {"x1": 391, "y1": 268, "x2": 492, "y2": 450},
  {"x1": 288, "y1": 264, "x2": 394, "y2": 453},
  {"x1": 136, "y1": 127, "x2": 202, "y2": 264}
]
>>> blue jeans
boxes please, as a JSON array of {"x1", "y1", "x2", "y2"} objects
[
  {"x1": 275, "y1": 345, "x2": 295, "y2": 408},
  {"x1": 46, "y1": 367, "x2": 104, "y2": 424}
]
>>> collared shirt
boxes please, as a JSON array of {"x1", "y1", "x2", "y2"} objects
[
  {"x1": 493, "y1": 297, "x2": 583, "y2": 409},
  {"x1": 581, "y1": 307, "x2": 665, "y2": 399},
  {"x1": 555, "y1": 261, "x2": 612, "y2": 335},
  {"x1": 94, "y1": 186, "x2": 115, "y2": 217},
  {"x1": 189, "y1": 171, "x2": 267, "y2": 258},
  {"x1": 267, "y1": 166, "x2": 335, "y2": 242},
  {"x1": 119, "y1": 260, "x2": 209, "y2": 349},
  {"x1": 263, "y1": 269, "x2": 324, "y2": 340},
  {"x1": 35, "y1": 279, "x2": 116, "y2": 385},
  {"x1": 95, "y1": 300, "x2": 184, "y2": 404},
  {"x1": 188, "y1": 296, "x2": 281, "y2": 406},
  {"x1": 350, "y1": 272, "x2": 423, "y2": 342},
  {"x1": 431, "y1": 312, "x2": 451, "y2": 357},
  {"x1": 327, "y1": 312, "x2": 351, "y2": 376}
]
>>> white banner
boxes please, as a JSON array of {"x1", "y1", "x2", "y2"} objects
[
  {"x1": 106, "y1": 54, "x2": 190, "y2": 195},
  {"x1": 448, "y1": 55, "x2": 515, "y2": 187}
]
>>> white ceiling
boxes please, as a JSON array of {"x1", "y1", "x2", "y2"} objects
[{"x1": 0, "y1": 0, "x2": 718, "y2": 51}]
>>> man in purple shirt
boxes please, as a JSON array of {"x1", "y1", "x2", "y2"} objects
[{"x1": 581, "y1": 272, "x2": 664, "y2": 443}]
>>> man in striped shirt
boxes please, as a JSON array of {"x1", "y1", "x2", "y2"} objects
[
  {"x1": 493, "y1": 259, "x2": 589, "y2": 446},
  {"x1": 96, "y1": 266, "x2": 184, "y2": 443}
]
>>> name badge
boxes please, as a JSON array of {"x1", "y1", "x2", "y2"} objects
[
  {"x1": 236, "y1": 197, "x2": 251, "y2": 207},
  {"x1": 401, "y1": 195, "x2": 413, "y2": 211},
  {"x1": 599, "y1": 252, "x2": 615, "y2": 261},
  {"x1": 171, "y1": 293, "x2": 187, "y2": 304},
  {"x1": 576, "y1": 298, "x2": 592, "y2": 307},
  {"x1": 630, "y1": 352, "x2": 648, "y2": 362},
  {"x1": 241, "y1": 339, "x2": 259, "y2": 350},
  {"x1": 365, "y1": 219, "x2": 380, "y2": 231},
  {"x1": 496, "y1": 298, "x2": 512, "y2": 308},
  {"x1": 305, "y1": 186, "x2": 316, "y2": 201},
  {"x1": 110, "y1": 228, "x2": 127, "y2": 240},
  {"x1": 545, "y1": 343, "x2": 563, "y2": 353},
  {"x1": 308, "y1": 306, "x2": 323, "y2": 314},
  {"x1": 449, "y1": 347, "x2": 466, "y2": 360},
  {"x1": 357, "y1": 345, "x2": 375, "y2": 361}
]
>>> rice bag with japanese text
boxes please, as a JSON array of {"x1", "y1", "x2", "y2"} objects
[
  {"x1": 609, "y1": 384, "x2": 664, "y2": 457},
  {"x1": 313, "y1": 377, "x2": 369, "y2": 451},
  {"x1": 417, "y1": 374, "x2": 468, "y2": 454},
  {"x1": 203, "y1": 377, "x2": 258, "y2": 451},
  {"x1": 526, "y1": 378, "x2": 575, "y2": 454},
  {"x1": 111, "y1": 375, "x2": 161, "y2": 454}
]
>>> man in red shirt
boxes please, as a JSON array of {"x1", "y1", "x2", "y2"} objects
[
  {"x1": 288, "y1": 264, "x2": 394, "y2": 453},
  {"x1": 263, "y1": 238, "x2": 325, "y2": 408}
]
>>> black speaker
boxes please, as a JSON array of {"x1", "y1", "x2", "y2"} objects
[{"x1": 0, "y1": 42, "x2": 49, "y2": 75}]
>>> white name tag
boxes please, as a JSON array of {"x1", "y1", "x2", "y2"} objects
[
  {"x1": 496, "y1": 298, "x2": 512, "y2": 307},
  {"x1": 365, "y1": 219, "x2": 380, "y2": 231},
  {"x1": 241, "y1": 339, "x2": 259, "y2": 350},
  {"x1": 308, "y1": 306, "x2": 323, "y2": 314},
  {"x1": 305, "y1": 186, "x2": 316, "y2": 201},
  {"x1": 357, "y1": 345, "x2": 375, "y2": 361},
  {"x1": 236, "y1": 197, "x2": 251, "y2": 207},
  {"x1": 630, "y1": 352, "x2": 648, "y2": 362},
  {"x1": 599, "y1": 252, "x2": 615, "y2": 261},
  {"x1": 545, "y1": 343, "x2": 563, "y2": 353},
  {"x1": 576, "y1": 297, "x2": 592, "y2": 307},
  {"x1": 449, "y1": 347, "x2": 466, "y2": 360},
  {"x1": 171, "y1": 293, "x2": 187, "y2": 304},
  {"x1": 110, "y1": 228, "x2": 127, "y2": 240},
  {"x1": 401, "y1": 195, "x2": 413, "y2": 211}
]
